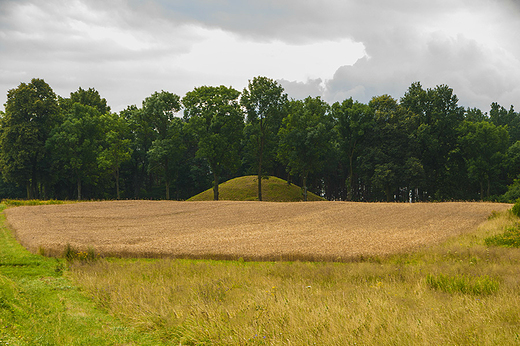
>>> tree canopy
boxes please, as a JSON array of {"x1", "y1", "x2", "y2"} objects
[{"x1": 1, "y1": 77, "x2": 520, "y2": 202}]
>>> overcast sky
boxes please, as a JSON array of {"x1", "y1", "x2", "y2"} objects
[{"x1": 1, "y1": 0, "x2": 519, "y2": 113}]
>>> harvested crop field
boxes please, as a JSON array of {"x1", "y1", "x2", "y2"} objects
[{"x1": 4, "y1": 201, "x2": 511, "y2": 261}]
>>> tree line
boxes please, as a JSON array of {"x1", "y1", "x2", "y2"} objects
[{"x1": 1, "y1": 77, "x2": 519, "y2": 202}]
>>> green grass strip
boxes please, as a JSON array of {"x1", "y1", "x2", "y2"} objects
[
  {"x1": 426, "y1": 273, "x2": 500, "y2": 295},
  {"x1": 485, "y1": 227, "x2": 520, "y2": 248},
  {"x1": 0, "y1": 204, "x2": 162, "y2": 346}
]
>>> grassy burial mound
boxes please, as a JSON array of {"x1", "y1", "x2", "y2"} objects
[
  {"x1": 187, "y1": 175, "x2": 324, "y2": 201},
  {"x1": 4, "y1": 200, "x2": 511, "y2": 261}
]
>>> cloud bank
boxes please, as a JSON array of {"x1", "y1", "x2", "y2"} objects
[{"x1": 0, "y1": 0, "x2": 519, "y2": 112}]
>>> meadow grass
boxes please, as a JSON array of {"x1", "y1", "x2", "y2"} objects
[
  {"x1": 1, "y1": 199, "x2": 65, "y2": 207},
  {"x1": 3, "y1": 201, "x2": 520, "y2": 345},
  {"x1": 0, "y1": 203, "x2": 163, "y2": 346},
  {"x1": 67, "y1": 209, "x2": 520, "y2": 345}
]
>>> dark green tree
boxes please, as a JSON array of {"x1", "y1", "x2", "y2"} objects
[
  {"x1": 465, "y1": 107, "x2": 488, "y2": 122},
  {"x1": 70, "y1": 87, "x2": 111, "y2": 114},
  {"x1": 490, "y1": 103, "x2": 520, "y2": 143},
  {"x1": 0, "y1": 78, "x2": 61, "y2": 199},
  {"x1": 47, "y1": 103, "x2": 105, "y2": 200},
  {"x1": 241, "y1": 76, "x2": 288, "y2": 201},
  {"x1": 401, "y1": 83, "x2": 465, "y2": 199},
  {"x1": 505, "y1": 141, "x2": 520, "y2": 182},
  {"x1": 147, "y1": 118, "x2": 185, "y2": 200},
  {"x1": 458, "y1": 121, "x2": 509, "y2": 199},
  {"x1": 278, "y1": 97, "x2": 333, "y2": 201},
  {"x1": 332, "y1": 98, "x2": 374, "y2": 200},
  {"x1": 97, "y1": 113, "x2": 133, "y2": 199},
  {"x1": 363, "y1": 95, "x2": 413, "y2": 201},
  {"x1": 122, "y1": 105, "x2": 155, "y2": 198},
  {"x1": 182, "y1": 86, "x2": 244, "y2": 200},
  {"x1": 142, "y1": 91, "x2": 183, "y2": 199}
]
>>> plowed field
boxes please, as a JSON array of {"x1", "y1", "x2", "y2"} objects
[{"x1": 4, "y1": 201, "x2": 511, "y2": 261}]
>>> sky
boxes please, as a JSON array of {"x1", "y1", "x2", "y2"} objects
[{"x1": 1, "y1": 0, "x2": 519, "y2": 113}]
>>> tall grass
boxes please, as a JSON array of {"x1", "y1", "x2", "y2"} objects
[
  {"x1": 1, "y1": 199, "x2": 65, "y2": 207},
  {"x1": 68, "y1": 210, "x2": 520, "y2": 345},
  {"x1": 0, "y1": 204, "x2": 163, "y2": 345}
]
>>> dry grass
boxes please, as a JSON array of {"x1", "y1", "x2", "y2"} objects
[
  {"x1": 4, "y1": 200, "x2": 511, "y2": 261},
  {"x1": 68, "y1": 211, "x2": 520, "y2": 345}
]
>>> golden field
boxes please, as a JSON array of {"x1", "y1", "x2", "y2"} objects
[{"x1": 4, "y1": 200, "x2": 511, "y2": 260}]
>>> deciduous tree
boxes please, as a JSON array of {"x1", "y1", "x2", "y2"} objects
[
  {"x1": 142, "y1": 91, "x2": 183, "y2": 199},
  {"x1": 0, "y1": 78, "x2": 61, "y2": 198},
  {"x1": 182, "y1": 86, "x2": 244, "y2": 200},
  {"x1": 332, "y1": 98, "x2": 373, "y2": 200},
  {"x1": 241, "y1": 76, "x2": 287, "y2": 200},
  {"x1": 278, "y1": 97, "x2": 332, "y2": 201},
  {"x1": 47, "y1": 103, "x2": 105, "y2": 200},
  {"x1": 458, "y1": 120, "x2": 509, "y2": 199},
  {"x1": 98, "y1": 113, "x2": 132, "y2": 199}
]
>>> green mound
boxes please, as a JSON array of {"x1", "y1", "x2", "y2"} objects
[{"x1": 188, "y1": 176, "x2": 325, "y2": 202}]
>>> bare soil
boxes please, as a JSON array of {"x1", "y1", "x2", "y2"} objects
[{"x1": 4, "y1": 200, "x2": 511, "y2": 261}]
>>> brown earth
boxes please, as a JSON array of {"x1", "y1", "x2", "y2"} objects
[{"x1": 4, "y1": 200, "x2": 511, "y2": 261}]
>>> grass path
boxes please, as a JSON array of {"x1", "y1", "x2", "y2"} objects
[{"x1": 0, "y1": 204, "x2": 163, "y2": 346}]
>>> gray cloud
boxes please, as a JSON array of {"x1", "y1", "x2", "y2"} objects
[
  {"x1": 277, "y1": 78, "x2": 325, "y2": 101},
  {"x1": 320, "y1": 26, "x2": 520, "y2": 110},
  {"x1": 1, "y1": 0, "x2": 519, "y2": 113}
]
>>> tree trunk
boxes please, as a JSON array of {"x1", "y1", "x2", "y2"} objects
[
  {"x1": 213, "y1": 171, "x2": 219, "y2": 201},
  {"x1": 165, "y1": 158, "x2": 170, "y2": 200},
  {"x1": 302, "y1": 173, "x2": 308, "y2": 202},
  {"x1": 30, "y1": 168, "x2": 38, "y2": 199},
  {"x1": 385, "y1": 185, "x2": 392, "y2": 202},
  {"x1": 115, "y1": 168, "x2": 120, "y2": 200},
  {"x1": 26, "y1": 182, "x2": 31, "y2": 200},
  {"x1": 257, "y1": 171, "x2": 262, "y2": 201},
  {"x1": 77, "y1": 175, "x2": 82, "y2": 201},
  {"x1": 347, "y1": 153, "x2": 354, "y2": 201},
  {"x1": 258, "y1": 135, "x2": 264, "y2": 201},
  {"x1": 257, "y1": 160, "x2": 263, "y2": 202}
]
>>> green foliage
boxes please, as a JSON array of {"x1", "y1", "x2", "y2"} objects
[
  {"x1": 142, "y1": 90, "x2": 181, "y2": 139},
  {"x1": 332, "y1": 98, "x2": 374, "y2": 200},
  {"x1": 62, "y1": 243, "x2": 99, "y2": 263},
  {"x1": 499, "y1": 179, "x2": 520, "y2": 202},
  {"x1": 363, "y1": 94, "x2": 415, "y2": 201},
  {"x1": 97, "y1": 113, "x2": 133, "y2": 199},
  {"x1": 1, "y1": 199, "x2": 64, "y2": 206},
  {"x1": 485, "y1": 227, "x2": 520, "y2": 247},
  {"x1": 278, "y1": 97, "x2": 333, "y2": 201},
  {"x1": 490, "y1": 102, "x2": 520, "y2": 143},
  {"x1": 241, "y1": 76, "x2": 288, "y2": 201},
  {"x1": 400, "y1": 83, "x2": 466, "y2": 200},
  {"x1": 0, "y1": 78, "x2": 61, "y2": 199},
  {"x1": 47, "y1": 102, "x2": 106, "y2": 200},
  {"x1": 145, "y1": 93, "x2": 185, "y2": 200},
  {"x1": 1, "y1": 77, "x2": 520, "y2": 202},
  {"x1": 63, "y1": 86, "x2": 111, "y2": 115},
  {"x1": 182, "y1": 85, "x2": 244, "y2": 200},
  {"x1": 458, "y1": 120, "x2": 509, "y2": 199},
  {"x1": 426, "y1": 273, "x2": 500, "y2": 295},
  {"x1": 512, "y1": 199, "x2": 520, "y2": 217}
]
